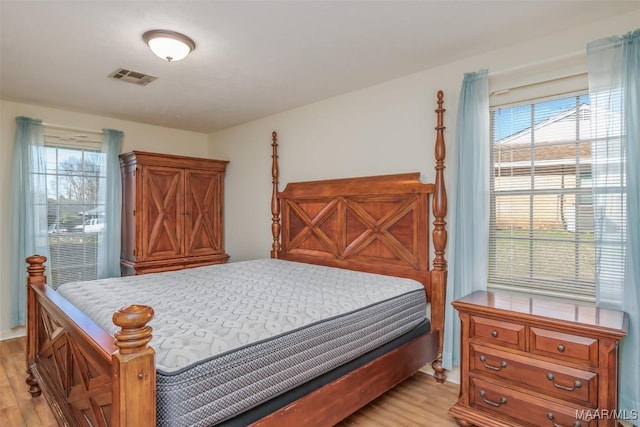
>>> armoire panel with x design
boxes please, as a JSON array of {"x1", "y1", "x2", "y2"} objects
[{"x1": 119, "y1": 151, "x2": 229, "y2": 275}]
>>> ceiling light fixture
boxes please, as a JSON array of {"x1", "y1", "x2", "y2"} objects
[{"x1": 142, "y1": 29, "x2": 196, "y2": 62}]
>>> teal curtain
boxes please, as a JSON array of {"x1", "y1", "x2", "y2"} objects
[
  {"x1": 442, "y1": 70, "x2": 490, "y2": 370},
  {"x1": 9, "y1": 117, "x2": 50, "y2": 327},
  {"x1": 97, "y1": 129, "x2": 123, "y2": 279},
  {"x1": 587, "y1": 29, "x2": 639, "y2": 414}
]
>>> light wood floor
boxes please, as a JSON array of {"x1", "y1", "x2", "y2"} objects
[{"x1": 0, "y1": 337, "x2": 460, "y2": 426}]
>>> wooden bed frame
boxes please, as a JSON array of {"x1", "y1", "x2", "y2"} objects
[{"x1": 24, "y1": 91, "x2": 448, "y2": 426}]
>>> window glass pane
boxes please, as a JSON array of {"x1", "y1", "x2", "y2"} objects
[
  {"x1": 45, "y1": 146, "x2": 58, "y2": 174},
  {"x1": 578, "y1": 94, "x2": 591, "y2": 140},
  {"x1": 492, "y1": 104, "x2": 532, "y2": 141},
  {"x1": 57, "y1": 148, "x2": 84, "y2": 175},
  {"x1": 493, "y1": 194, "x2": 531, "y2": 230},
  {"x1": 83, "y1": 176, "x2": 100, "y2": 204},
  {"x1": 84, "y1": 151, "x2": 103, "y2": 176}
]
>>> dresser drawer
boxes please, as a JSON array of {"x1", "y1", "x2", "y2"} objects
[
  {"x1": 530, "y1": 327, "x2": 598, "y2": 367},
  {"x1": 470, "y1": 315, "x2": 526, "y2": 350},
  {"x1": 470, "y1": 344, "x2": 597, "y2": 408},
  {"x1": 470, "y1": 377, "x2": 596, "y2": 427}
]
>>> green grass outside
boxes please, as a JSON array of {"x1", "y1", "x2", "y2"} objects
[{"x1": 491, "y1": 227, "x2": 595, "y2": 284}]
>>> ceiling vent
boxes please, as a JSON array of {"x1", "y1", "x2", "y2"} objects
[{"x1": 109, "y1": 68, "x2": 157, "y2": 86}]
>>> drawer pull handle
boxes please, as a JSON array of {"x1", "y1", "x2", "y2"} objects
[
  {"x1": 491, "y1": 330, "x2": 499, "y2": 338},
  {"x1": 479, "y1": 390, "x2": 507, "y2": 407},
  {"x1": 557, "y1": 344, "x2": 566, "y2": 352},
  {"x1": 546, "y1": 373, "x2": 582, "y2": 391},
  {"x1": 480, "y1": 356, "x2": 507, "y2": 371},
  {"x1": 546, "y1": 412, "x2": 582, "y2": 427}
]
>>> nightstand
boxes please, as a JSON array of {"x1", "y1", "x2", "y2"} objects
[{"x1": 449, "y1": 290, "x2": 628, "y2": 427}]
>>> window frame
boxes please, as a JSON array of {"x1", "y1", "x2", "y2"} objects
[
  {"x1": 487, "y1": 91, "x2": 597, "y2": 302},
  {"x1": 42, "y1": 129, "x2": 105, "y2": 288}
]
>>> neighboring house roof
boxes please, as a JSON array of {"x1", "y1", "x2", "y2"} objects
[
  {"x1": 497, "y1": 104, "x2": 591, "y2": 145},
  {"x1": 494, "y1": 104, "x2": 591, "y2": 171}
]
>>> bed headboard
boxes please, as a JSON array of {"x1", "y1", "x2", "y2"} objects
[
  {"x1": 274, "y1": 172, "x2": 434, "y2": 286},
  {"x1": 270, "y1": 91, "x2": 447, "y2": 371}
]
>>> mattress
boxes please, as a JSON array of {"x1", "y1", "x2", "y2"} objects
[{"x1": 57, "y1": 258, "x2": 427, "y2": 426}]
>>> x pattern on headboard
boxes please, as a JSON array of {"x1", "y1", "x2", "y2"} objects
[
  {"x1": 277, "y1": 173, "x2": 435, "y2": 297},
  {"x1": 286, "y1": 192, "x2": 426, "y2": 267}
]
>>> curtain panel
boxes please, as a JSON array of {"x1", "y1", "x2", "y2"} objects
[
  {"x1": 9, "y1": 117, "x2": 50, "y2": 327},
  {"x1": 587, "y1": 28, "x2": 640, "y2": 415},
  {"x1": 9, "y1": 121, "x2": 124, "y2": 326},
  {"x1": 98, "y1": 129, "x2": 124, "y2": 279},
  {"x1": 442, "y1": 70, "x2": 490, "y2": 370}
]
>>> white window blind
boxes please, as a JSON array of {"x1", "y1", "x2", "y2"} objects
[
  {"x1": 489, "y1": 93, "x2": 596, "y2": 300},
  {"x1": 589, "y1": 86, "x2": 627, "y2": 306},
  {"x1": 43, "y1": 130, "x2": 104, "y2": 287}
]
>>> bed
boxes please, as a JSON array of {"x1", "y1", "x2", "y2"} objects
[{"x1": 24, "y1": 90, "x2": 448, "y2": 426}]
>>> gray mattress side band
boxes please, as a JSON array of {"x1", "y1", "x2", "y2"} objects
[{"x1": 156, "y1": 291, "x2": 426, "y2": 426}]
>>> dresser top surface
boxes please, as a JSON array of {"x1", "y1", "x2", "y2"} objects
[{"x1": 454, "y1": 290, "x2": 628, "y2": 335}]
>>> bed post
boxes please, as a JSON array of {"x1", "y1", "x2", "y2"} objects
[
  {"x1": 25, "y1": 254, "x2": 46, "y2": 397},
  {"x1": 112, "y1": 305, "x2": 156, "y2": 427},
  {"x1": 271, "y1": 131, "x2": 281, "y2": 259},
  {"x1": 431, "y1": 90, "x2": 448, "y2": 383}
]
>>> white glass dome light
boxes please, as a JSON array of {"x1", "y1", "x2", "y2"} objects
[{"x1": 143, "y1": 30, "x2": 195, "y2": 62}]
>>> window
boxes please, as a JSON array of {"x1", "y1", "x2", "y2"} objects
[
  {"x1": 44, "y1": 139, "x2": 105, "y2": 287},
  {"x1": 489, "y1": 93, "x2": 596, "y2": 300}
]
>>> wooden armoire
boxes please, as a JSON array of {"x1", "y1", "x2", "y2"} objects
[{"x1": 119, "y1": 151, "x2": 229, "y2": 275}]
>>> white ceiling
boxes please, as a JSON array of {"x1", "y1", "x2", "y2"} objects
[{"x1": 2, "y1": 1, "x2": 639, "y2": 133}]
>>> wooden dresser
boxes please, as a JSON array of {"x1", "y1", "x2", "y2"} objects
[
  {"x1": 119, "y1": 151, "x2": 229, "y2": 275},
  {"x1": 449, "y1": 291, "x2": 628, "y2": 427}
]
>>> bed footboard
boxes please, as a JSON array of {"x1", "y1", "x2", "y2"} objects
[{"x1": 25, "y1": 255, "x2": 156, "y2": 427}]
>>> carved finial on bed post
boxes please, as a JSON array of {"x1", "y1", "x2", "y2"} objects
[
  {"x1": 432, "y1": 90, "x2": 448, "y2": 383},
  {"x1": 25, "y1": 255, "x2": 47, "y2": 397},
  {"x1": 113, "y1": 305, "x2": 154, "y2": 354},
  {"x1": 26, "y1": 255, "x2": 47, "y2": 289},
  {"x1": 271, "y1": 131, "x2": 282, "y2": 259},
  {"x1": 112, "y1": 305, "x2": 156, "y2": 426}
]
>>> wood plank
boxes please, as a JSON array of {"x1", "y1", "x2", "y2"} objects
[
  {"x1": 1, "y1": 337, "x2": 58, "y2": 427},
  {"x1": 0, "y1": 406, "x2": 28, "y2": 427},
  {"x1": 337, "y1": 374, "x2": 460, "y2": 427}
]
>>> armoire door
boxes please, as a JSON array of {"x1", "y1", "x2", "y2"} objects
[
  {"x1": 184, "y1": 169, "x2": 223, "y2": 257},
  {"x1": 142, "y1": 166, "x2": 185, "y2": 260}
]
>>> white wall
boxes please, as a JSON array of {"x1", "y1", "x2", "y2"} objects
[
  {"x1": 0, "y1": 100, "x2": 210, "y2": 339},
  {"x1": 209, "y1": 10, "x2": 640, "y2": 263}
]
